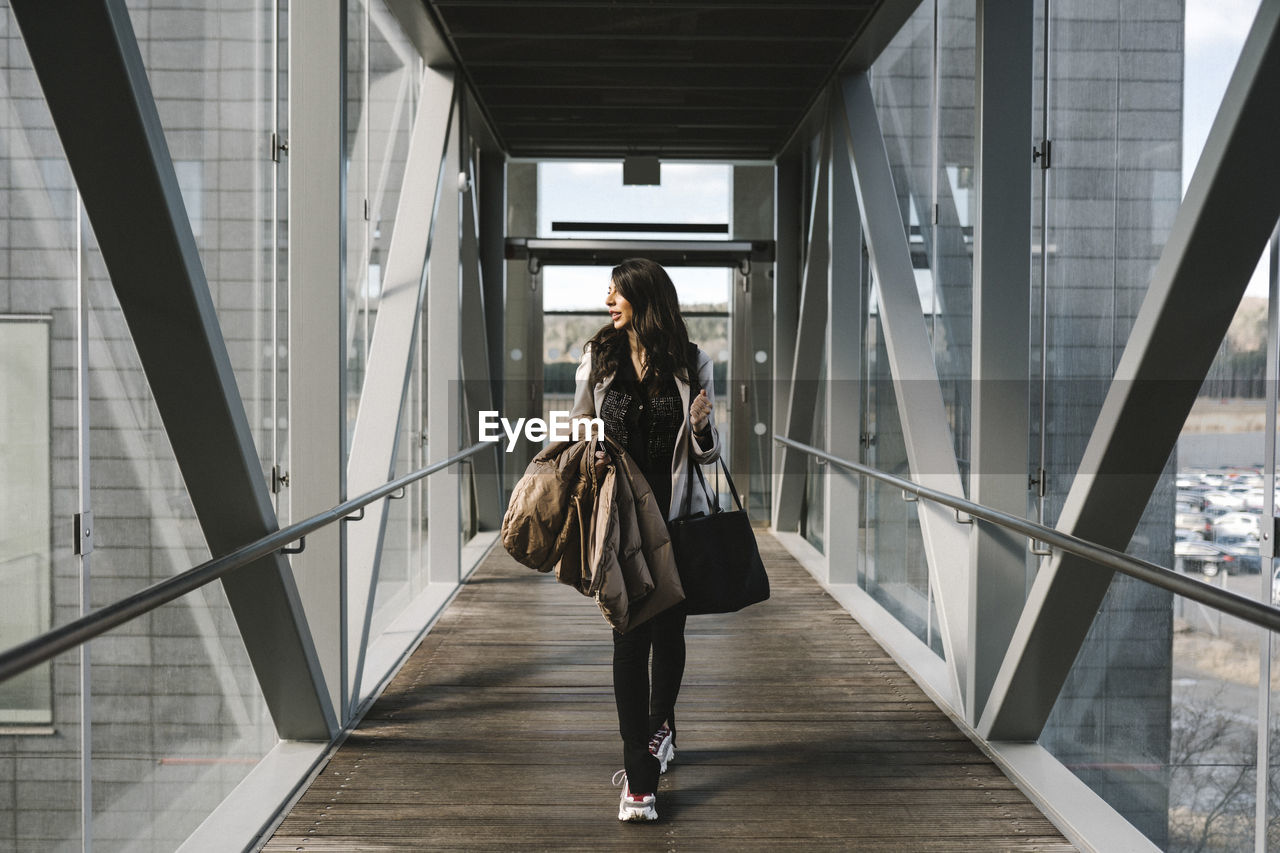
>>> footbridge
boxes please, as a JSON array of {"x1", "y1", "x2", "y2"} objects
[{"x1": 2, "y1": 0, "x2": 1280, "y2": 851}]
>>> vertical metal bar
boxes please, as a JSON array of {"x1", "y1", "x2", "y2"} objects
[
  {"x1": 76, "y1": 195, "x2": 93, "y2": 853},
  {"x1": 827, "y1": 93, "x2": 864, "y2": 585},
  {"x1": 1257, "y1": 220, "x2": 1280, "y2": 851},
  {"x1": 426, "y1": 85, "x2": 462, "y2": 586},
  {"x1": 362, "y1": 0, "x2": 371, "y2": 371},
  {"x1": 968, "y1": 0, "x2": 1034, "y2": 724},
  {"x1": 271, "y1": 0, "x2": 281, "y2": 520},
  {"x1": 1034, "y1": 0, "x2": 1052, "y2": 546},
  {"x1": 928, "y1": 0, "x2": 940, "y2": 343},
  {"x1": 289, "y1": 0, "x2": 349, "y2": 724}
]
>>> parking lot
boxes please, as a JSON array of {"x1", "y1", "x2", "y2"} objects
[{"x1": 1175, "y1": 465, "x2": 1273, "y2": 591}]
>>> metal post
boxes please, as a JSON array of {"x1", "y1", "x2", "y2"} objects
[
  {"x1": 76, "y1": 196, "x2": 93, "y2": 853},
  {"x1": 427, "y1": 95, "x2": 463, "y2": 585},
  {"x1": 827, "y1": 98, "x2": 864, "y2": 585},
  {"x1": 288, "y1": 0, "x2": 347, "y2": 722},
  {"x1": 1257, "y1": 220, "x2": 1280, "y2": 850},
  {"x1": 967, "y1": 0, "x2": 1034, "y2": 724}
]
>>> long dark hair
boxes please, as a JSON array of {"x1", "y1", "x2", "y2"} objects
[{"x1": 587, "y1": 258, "x2": 698, "y2": 388}]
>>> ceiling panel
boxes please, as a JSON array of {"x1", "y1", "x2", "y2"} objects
[{"x1": 424, "y1": 0, "x2": 889, "y2": 159}]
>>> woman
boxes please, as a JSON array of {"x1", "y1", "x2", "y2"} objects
[{"x1": 570, "y1": 257, "x2": 721, "y2": 822}]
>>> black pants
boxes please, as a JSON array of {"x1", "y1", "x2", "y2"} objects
[{"x1": 612, "y1": 604, "x2": 687, "y2": 796}]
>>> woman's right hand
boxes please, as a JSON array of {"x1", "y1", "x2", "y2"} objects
[{"x1": 593, "y1": 448, "x2": 609, "y2": 480}]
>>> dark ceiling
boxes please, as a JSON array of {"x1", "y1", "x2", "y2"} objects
[{"x1": 423, "y1": 1, "x2": 890, "y2": 160}]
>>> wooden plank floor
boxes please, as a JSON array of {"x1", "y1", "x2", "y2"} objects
[{"x1": 265, "y1": 533, "x2": 1074, "y2": 851}]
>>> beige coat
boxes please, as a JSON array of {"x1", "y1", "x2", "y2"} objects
[{"x1": 501, "y1": 437, "x2": 684, "y2": 633}]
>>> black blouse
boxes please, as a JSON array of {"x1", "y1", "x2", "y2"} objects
[{"x1": 599, "y1": 357, "x2": 683, "y2": 518}]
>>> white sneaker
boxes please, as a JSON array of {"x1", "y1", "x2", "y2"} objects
[
  {"x1": 649, "y1": 724, "x2": 675, "y2": 774},
  {"x1": 612, "y1": 769, "x2": 658, "y2": 821}
]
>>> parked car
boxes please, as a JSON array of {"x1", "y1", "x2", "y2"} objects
[
  {"x1": 1203, "y1": 492, "x2": 1246, "y2": 515},
  {"x1": 1175, "y1": 511, "x2": 1214, "y2": 541},
  {"x1": 1212, "y1": 512, "x2": 1260, "y2": 540},
  {"x1": 1177, "y1": 491, "x2": 1207, "y2": 513},
  {"x1": 1174, "y1": 540, "x2": 1239, "y2": 577},
  {"x1": 1214, "y1": 534, "x2": 1262, "y2": 574}
]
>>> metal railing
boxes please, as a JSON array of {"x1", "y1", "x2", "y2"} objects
[
  {"x1": 0, "y1": 442, "x2": 490, "y2": 685},
  {"x1": 775, "y1": 435, "x2": 1280, "y2": 634}
]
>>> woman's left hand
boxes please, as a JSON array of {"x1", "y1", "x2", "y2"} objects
[{"x1": 690, "y1": 388, "x2": 712, "y2": 434}]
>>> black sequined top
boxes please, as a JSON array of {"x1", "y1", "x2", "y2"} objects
[{"x1": 600, "y1": 356, "x2": 683, "y2": 518}]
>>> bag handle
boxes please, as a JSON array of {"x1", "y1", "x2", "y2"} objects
[
  {"x1": 690, "y1": 456, "x2": 745, "y2": 514},
  {"x1": 681, "y1": 362, "x2": 746, "y2": 517}
]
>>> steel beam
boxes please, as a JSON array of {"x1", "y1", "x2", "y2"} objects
[
  {"x1": 980, "y1": 0, "x2": 1280, "y2": 740},
  {"x1": 427, "y1": 98, "x2": 464, "y2": 584},
  {"x1": 459, "y1": 151, "x2": 503, "y2": 530},
  {"x1": 841, "y1": 71, "x2": 969, "y2": 704},
  {"x1": 10, "y1": 0, "x2": 336, "y2": 739},
  {"x1": 288, "y1": 0, "x2": 347, "y2": 722},
  {"x1": 774, "y1": 126, "x2": 831, "y2": 532},
  {"x1": 479, "y1": 151, "x2": 507, "y2": 449},
  {"x1": 504, "y1": 238, "x2": 773, "y2": 268},
  {"x1": 966, "y1": 0, "x2": 1033, "y2": 724},
  {"x1": 732, "y1": 165, "x2": 775, "y2": 516},
  {"x1": 773, "y1": 158, "x2": 802, "y2": 499},
  {"x1": 346, "y1": 68, "x2": 455, "y2": 702},
  {"x1": 826, "y1": 95, "x2": 863, "y2": 584}
]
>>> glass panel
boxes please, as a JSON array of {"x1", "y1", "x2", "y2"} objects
[
  {"x1": 860, "y1": 282, "x2": 941, "y2": 655},
  {"x1": 1038, "y1": 1, "x2": 1263, "y2": 846},
  {"x1": 869, "y1": 0, "x2": 970, "y2": 490},
  {"x1": 869, "y1": 3, "x2": 933, "y2": 246},
  {"x1": 85, "y1": 220, "x2": 274, "y2": 853},
  {"x1": 347, "y1": 0, "x2": 416, "y2": 426},
  {"x1": 935, "y1": 0, "x2": 975, "y2": 485},
  {"x1": 0, "y1": 320, "x2": 52, "y2": 723},
  {"x1": 536, "y1": 162, "x2": 731, "y2": 239},
  {"x1": 802, "y1": 354, "x2": 826, "y2": 553},
  {"x1": 366, "y1": 8, "x2": 415, "y2": 311},
  {"x1": 0, "y1": 5, "x2": 83, "y2": 843},
  {"x1": 125, "y1": 0, "x2": 281, "y2": 477},
  {"x1": 368, "y1": 358, "x2": 417, "y2": 644},
  {"x1": 345, "y1": 0, "x2": 369, "y2": 429}
]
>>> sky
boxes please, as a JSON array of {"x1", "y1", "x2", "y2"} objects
[
  {"x1": 1184, "y1": 0, "x2": 1266, "y2": 294},
  {"x1": 537, "y1": 162, "x2": 733, "y2": 311}
]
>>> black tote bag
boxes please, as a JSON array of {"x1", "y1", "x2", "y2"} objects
[{"x1": 667, "y1": 455, "x2": 770, "y2": 615}]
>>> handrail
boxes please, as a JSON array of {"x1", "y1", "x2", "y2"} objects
[
  {"x1": 0, "y1": 442, "x2": 489, "y2": 685},
  {"x1": 774, "y1": 435, "x2": 1280, "y2": 634}
]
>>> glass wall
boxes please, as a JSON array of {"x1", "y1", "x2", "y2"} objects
[
  {"x1": 0, "y1": 6, "x2": 83, "y2": 844},
  {"x1": 345, "y1": 0, "x2": 417, "y2": 441},
  {"x1": 1, "y1": 0, "x2": 287, "y2": 847},
  {"x1": 860, "y1": 282, "x2": 941, "y2": 654},
  {"x1": 1032, "y1": 0, "x2": 1276, "y2": 848},
  {"x1": 869, "y1": 0, "x2": 973, "y2": 489}
]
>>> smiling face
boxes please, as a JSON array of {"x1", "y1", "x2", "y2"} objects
[{"x1": 606, "y1": 280, "x2": 634, "y2": 331}]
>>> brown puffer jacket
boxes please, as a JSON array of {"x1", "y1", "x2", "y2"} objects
[{"x1": 502, "y1": 437, "x2": 684, "y2": 633}]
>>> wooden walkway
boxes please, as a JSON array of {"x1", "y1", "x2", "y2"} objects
[{"x1": 265, "y1": 533, "x2": 1074, "y2": 851}]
